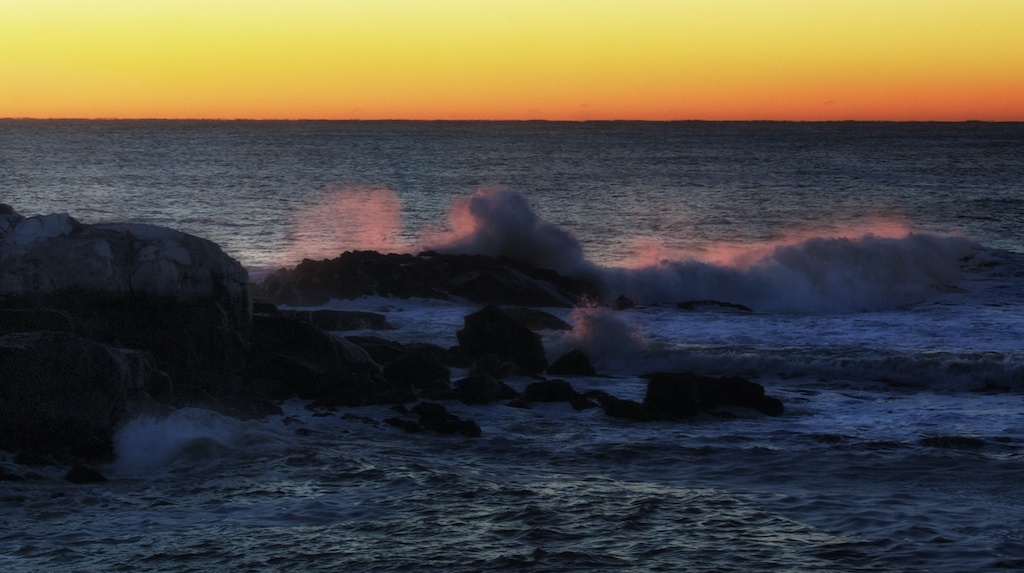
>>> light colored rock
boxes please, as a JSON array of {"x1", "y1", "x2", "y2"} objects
[{"x1": 0, "y1": 212, "x2": 249, "y2": 325}]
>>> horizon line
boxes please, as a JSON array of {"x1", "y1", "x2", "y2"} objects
[{"x1": 2, "y1": 117, "x2": 1021, "y2": 124}]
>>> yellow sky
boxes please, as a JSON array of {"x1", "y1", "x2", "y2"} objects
[{"x1": 1, "y1": 0, "x2": 1022, "y2": 120}]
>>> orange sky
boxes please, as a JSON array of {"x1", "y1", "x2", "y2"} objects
[{"x1": 2, "y1": 0, "x2": 1022, "y2": 121}]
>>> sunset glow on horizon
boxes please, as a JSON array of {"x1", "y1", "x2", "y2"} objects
[{"x1": 2, "y1": 0, "x2": 1022, "y2": 121}]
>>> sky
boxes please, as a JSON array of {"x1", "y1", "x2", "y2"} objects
[{"x1": 1, "y1": 0, "x2": 1022, "y2": 121}]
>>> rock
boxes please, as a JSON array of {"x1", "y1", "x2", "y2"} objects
[
  {"x1": 468, "y1": 354, "x2": 538, "y2": 380},
  {"x1": 282, "y1": 309, "x2": 394, "y2": 331},
  {"x1": 547, "y1": 349, "x2": 597, "y2": 376},
  {"x1": 504, "y1": 307, "x2": 573, "y2": 331},
  {"x1": 456, "y1": 304, "x2": 548, "y2": 373},
  {"x1": 344, "y1": 336, "x2": 407, "y2": 366},
  {"x1": 385, "y1": 417, "x2": 425, "y2": 433},
  {"x1": 445, "y1": 266, "x2": 575, "y2": 307},
  {"x1": 248, "y1": 315, "x2": 391, "y2": 403},
  {"x1": 642, "y1": 372, "x2": 784, "y2": 417},
  {"x1": 456, "y1": 374, "x2": 517, "y2": 405},
  {"x1": 0, "y1": 331, "x2": 161, "y2": 460},
  {"x1": 382, "y1": 346, "x2": 452, "y2": 391},
  {"x1": 0, "y1": 212, "x2": 251, "y2": 394},
  {"x1": 589, "y1": 391, "x2": 660, "y2": 421},
  {"x1": 252, "y1": 250, "x2": 599, "y2": 308},
  {"x1": 677, "y1": 300, "x2": 753, "y2": 313},
  {"x1": 251, "y1": 299, "x2": 282, "y2": 315},
  {"x1": 523, "y1": 379, "x2": 578, "y2": 402},
  {"x1": 612, "y1": 295, "x2": 635, "y2": 310},
  {"x1": 0, "y1": 214, "x2": 249, "y2": 322},
  {"x1": 410, "y1": 402, "x2": 481, "y2": 437},
  {"x1": 522, "y1": 379, "x2": 595, "y2": 410},
  {"x1": 65, "y1": 464, "x2": 108, "y2": 484},
  {"x1": 0, "y1": 308, "x2": 75, "y2": 336}
]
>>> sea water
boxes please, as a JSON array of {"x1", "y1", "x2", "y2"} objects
[{"x1": 2, "y1": 120, "x2": 1024, "y2": 572}]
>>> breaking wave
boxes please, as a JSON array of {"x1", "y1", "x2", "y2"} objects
[{"x1": 299, "y1": 186, "x2": 988, "y2": 314}]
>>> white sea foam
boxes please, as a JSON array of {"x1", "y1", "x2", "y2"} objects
[{"x1": 111, "y1": 408, "x2": 279, "y2": 476}]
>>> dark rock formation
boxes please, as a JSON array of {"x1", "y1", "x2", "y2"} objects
[
  {"x1": 456, "y1": 304, "x2": 548, "y2": 373},
  {"x1": 503, "y1": 307, "x2": 573, "y2": 331},
  {"x1": 408, "y1": 402, "x2": 482, "y2": 437},
  {"x1": 0, "y1": 309, "x2": 74, "y2": 336},
  {"x1": 612, "y1": 295, "x2": 636, "y2": 310},
  {"x1": 589, "y1": 391, "x2": 660, "y2": 421},
  {"x1": 344, "y1": 336, "x2": 408, "y2": 366},
  {"x1": 0, "y1": 331, "x2": 163, "y2": 460},
  {"x1": 0, "y1": 209, "x2": 251, "y2": 395},
  {"x1": 382, "y1": 346, "x2": 452, "y2": 392},
  {"x1": 252, "y1": 250, "x2": 599, "y2": 308},
  {"x1": 523, "y1": 379, "x2": 597, "y2": 410},
  {"x1": 642, "y1": 372, "x2": 784, "y2": 418},
  {"x1": 247, "y1": 315, "x2": 391, "y2": 402},
  {"x1": 547, "y1": 349, "x2": 597, "y2": 376},
  {"x1": 281, "y1": 309, "x2": 394, "y2": 331},
  {"x1": 456, "y1": 374, "x2": 518, "y2": 405}
]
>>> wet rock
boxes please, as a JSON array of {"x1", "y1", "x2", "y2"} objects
[
  {"x1": 642, "y1": 372, "x2": 784, "y2": 417},
  {"x1": 248, "y1": 315, "x2": 391, "y2": 403},
  {"x1": 504, "y1": 307, "x2": 573, "y2": 331},
  {"x1": 344, "y1": 336, "x2": 407, "y2": 366},
  {"x1": 612, "y1": 295, "x2": 636, "y2": 310},
  {"x1": 252, "y1": 250, "x2": 598, "y2": 308},
  {"x1": 383, "y1": 346, "x2": 452, "y2": 391},
  {"x1": 523, "y1": 379, "x2": 579, "y2": 403},
  {"x1": 410, "y1": 402, "x2": 481, "y2": 437},
  {"x1": 589, "y1": 391, "x2": 660, "y2": 421},
  {"x1": 456, "y1": 304, "x2": 548, "y2": 373},
  {"x1": 0, "y1": 331, "x2": 161, "y2": 460},
  {"x1": 456, "y1": 374, "x2": 518, "y2": 405},
  {"x1": 547, "y1": 349, "x2": 597, "y2": 376},
  {"x1": 282, "y1": 309, "x2": 394, "y2": 331},
  {"x1": 385, "y1": 418, "x2": 425, "y2": 433}
]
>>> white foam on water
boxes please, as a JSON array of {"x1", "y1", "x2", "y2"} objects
[{"x1": 111, "y1": 408, "x2": 283, "y2": 477}]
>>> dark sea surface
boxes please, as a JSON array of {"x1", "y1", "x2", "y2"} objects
[{"x1": 2, "y1": 120, "x2": 1024, "y2": 572}]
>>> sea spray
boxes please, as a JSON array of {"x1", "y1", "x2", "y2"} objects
[
  {"x1": 429, "y1": 186, "x2": 591, "y2": 275},
  {"x1": 600, "y1": 233, "x2": 979, "y2": 313},
  {"x1": 277, "y1": 186, "x2": 979, "y2": 314},
  {"x1": 282, "y1": 186, "x2": 409, "y2": 264},
  {"x1": 111, "y1": 408, "x2": 278, "y2": 476},
  {"x1": 552, "y1": 306, "x2": 649, "y2": 374}
]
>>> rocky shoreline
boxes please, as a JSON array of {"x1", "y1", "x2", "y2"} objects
[{"x1": 1, "y1": 207, "x2": 782, "y2": 480}]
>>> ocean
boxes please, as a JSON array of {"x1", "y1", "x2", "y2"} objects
[{"x1": 2, "y1": 120, "x2": 1024, "y2": 572}]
